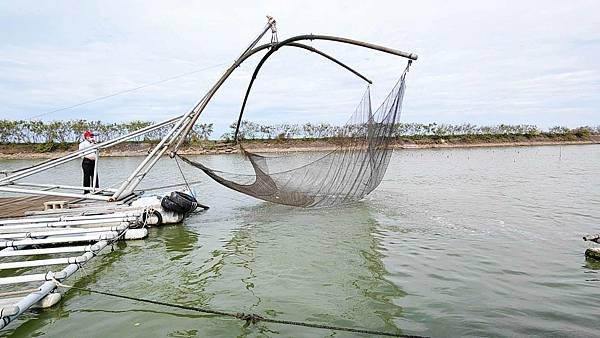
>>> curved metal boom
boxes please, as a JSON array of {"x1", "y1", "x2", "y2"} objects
[
  {"x1": 172, "y1": 34, "x2": 418, "y2": 153},
  {"x1": 112, "y1": 22, "x2": 418, "y2": 200}
]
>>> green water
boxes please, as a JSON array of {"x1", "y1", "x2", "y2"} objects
[{"x1": 2, "y1": 144, "x2": 600, "y2": 337}]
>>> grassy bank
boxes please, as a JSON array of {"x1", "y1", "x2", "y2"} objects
[{"x1": 1, "y1": 133, "x2": 598, "y2": 159}]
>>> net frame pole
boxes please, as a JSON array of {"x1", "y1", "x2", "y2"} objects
[
  {"x1": 171, "y1": 34, "x2": 417, "y2": 153},
  {"x1": 179, "y1": 61, "x2": 412, "y2": 207},
  {"x1": 233, "y1": 42, "x2": 373, "y2": 141},
  {"x1": 169, "y1": 23, "x2": 276, "y2": 155},
  {"x1": 110, "y1": 21, "x2": 277, "y2": 200},
  {"x1": 0, "y1": 245, "x2": 96, "y2": 257},
  {"x1": 0, "y1": 116, "x2": 179, "y2": 184},
  {"x1": 233, "y1": 36, "x2": 417, "y2": 140}
]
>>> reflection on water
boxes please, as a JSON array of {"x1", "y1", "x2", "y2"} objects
[
  {"x1": 158, "y1": 225, "x2": 199, "y2": 259},
  {"x1": 199, "y1": 203, "x2": 406, "y2": 336},
  {"x1": 584, "y1": 257, "x2": 600, "y2": 271}
]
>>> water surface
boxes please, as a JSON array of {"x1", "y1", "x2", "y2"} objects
[{"x1": 2, "y1": 144, "x2": 599, "y2": 337}]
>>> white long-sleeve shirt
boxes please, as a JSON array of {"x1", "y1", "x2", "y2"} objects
[{"x1": 78, "y1": 140, "x2": 97, "y2": 160}]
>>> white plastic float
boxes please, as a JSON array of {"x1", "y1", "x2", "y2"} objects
[{"x1": 0, "y1": 191, "x2": 201, "y2": 329}]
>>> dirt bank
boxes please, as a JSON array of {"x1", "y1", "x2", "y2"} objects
[{"x1": 0, "y1": 135, "x2": 598, "y2": 160}]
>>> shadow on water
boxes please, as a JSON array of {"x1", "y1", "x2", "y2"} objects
[
  {"x1": 198, "y1": 201, "x2": 408, "y2": 337},
  {"x1": 156, "y1": 224, "x2": 199, "y2": 259},
  {"x1": 584, "y1": 257, "x2": 600, "y2": 271}
]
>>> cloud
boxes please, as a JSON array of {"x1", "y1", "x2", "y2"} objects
[{"x1": 1, "y1": 0, "x2": 599, "y2": 137}]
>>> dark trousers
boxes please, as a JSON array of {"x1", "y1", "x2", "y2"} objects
[{"x1": 82, "y1": 158, "x2": 99, "y2": 194}]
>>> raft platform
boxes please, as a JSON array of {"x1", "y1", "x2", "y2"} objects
[{"x1": 0, "y1": 193, "x2": 192, "y2": 329}]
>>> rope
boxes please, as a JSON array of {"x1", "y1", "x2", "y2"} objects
[
  {"x1": 174, "y1": 155, "x2": 192, "y2": 195},
  {"x1": 27, "y1": 62, "x2": 227, "y2": 120},
  {"x1": 53, "y1": 284, "x2": 424, "y2": 337},
  {"x1": 136, "y1": 180, "x2": 203, "y2": 192}
]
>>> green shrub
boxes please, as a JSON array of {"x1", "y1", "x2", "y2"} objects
[
  {"x1": 574, "y1": 128, "x2": 591, "y2": 139},
  {"x1": 34, "y1": 142, "x2": 55, "y2": 153}
]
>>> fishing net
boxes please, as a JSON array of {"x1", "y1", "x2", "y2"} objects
[{"x1": 181, "y1": 63, "x2": 410, "y2": 207}]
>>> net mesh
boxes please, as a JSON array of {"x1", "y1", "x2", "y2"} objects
[{"x1": 181, "y1": 64, "x2": 409, "y2": 207}]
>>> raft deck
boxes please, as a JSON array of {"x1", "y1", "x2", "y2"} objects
[
  {"x1": 0, "y1": 196, "x2": 80, "y2": 219},
  {"x1": 0, "y1": 195, "x2": 161, "y2": 329}
]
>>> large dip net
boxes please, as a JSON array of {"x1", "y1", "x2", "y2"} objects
[{"x1": 181, "y1": 62, "x2": 410, "y2": 208}]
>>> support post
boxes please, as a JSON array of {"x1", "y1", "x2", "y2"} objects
[{"x1": 92, "y1": 149, "x2": 99, "y2": 192}]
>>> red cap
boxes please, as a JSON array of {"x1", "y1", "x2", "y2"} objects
[{"x1": 83, "y1": 131, "x2": 94, "y2": 139}]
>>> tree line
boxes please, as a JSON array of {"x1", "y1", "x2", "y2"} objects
[
  {"x1": 0, "y1": 119, "x2": 598, "y2": 144},
  {"x1": 226, "y1": 121, "x2": 599, "y2": 140},
  {"x1": 0, "y1": 119, "x2": 213, "y2": 143}
]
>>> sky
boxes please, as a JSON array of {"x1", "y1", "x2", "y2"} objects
[{"x1": 1, "y1": 0, "x2": 599, "y2": 137}]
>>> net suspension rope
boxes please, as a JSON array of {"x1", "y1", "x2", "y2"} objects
[
  {"x1": 180, "y1": 59, "x2": 412, "y2": 208},
  {"x1": 50, "y1": 278, "x2": 426, "y2": 338},
  {"x1": 170, "y1": 19, "x2": 416, "y2": 208}
]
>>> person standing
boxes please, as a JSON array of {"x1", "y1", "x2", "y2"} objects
[{"x1": 79, "y1": 130, "x2": 99, "y2": 194}]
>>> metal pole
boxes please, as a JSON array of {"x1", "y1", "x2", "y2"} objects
[
  {"x1": 113, "y1": 143, "x2": 170, "y2": 200},
  {"x1": 0, "y1": 149, "x2": 97, "y2": 186},
  {"x1": 171, "y1": 33, "x2": 417, "y2": 154},
  {"x1": 0, "y1": 245, "x2": 98, "y2": 257},
  {"x1": 0, "y1": 271, "x2": 67, "y2": 286},
  {"x1": 0, "y1": 186, "x2": 111, "y2": 201},
  {"x1": 10, "y1": 182, "x2": 117, "y2": 193},
  {"x1": 0, "y1": 232, "x2": 118, "y2": 248},
  {"x1": 0, "y1": 116, "x2": 179, "y2": 184},
  {"x1": 111, "y1": 21, "x2": 275, "y2": 200},
  {"x1": 0, "y1": 219, "x2": 134, "y2": 232},
  {"x1": 171, "y1": 22, "x2": 275, "y2": 154},
  {"x1": 92, "y1": 149, "x2": 99, "y2": 192},
  {"x1": 0, "y1": 225, "x2": 125, "y2": 239},
  {"x1": 110, "y1": 135, "x2": 174, "y2": 200},
  {"x1": 0, "y1": 240, "x2": 110, "y2": 329},
  {"x1": 0, "y1": 212, "x2": 140, "y2": 225}
]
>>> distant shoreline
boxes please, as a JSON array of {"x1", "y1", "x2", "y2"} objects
[{"x1": 1, "y1": 135, "x2": 598, "y2": 160}]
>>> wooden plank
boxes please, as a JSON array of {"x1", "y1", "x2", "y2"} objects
[{"x1": 0, "y1": 196, "x2": 76, "y2": 219}]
